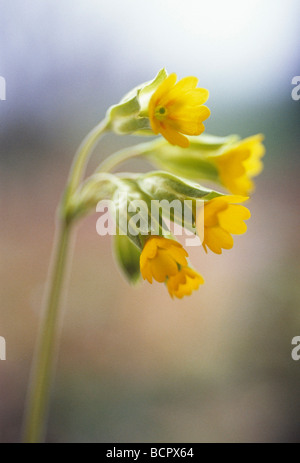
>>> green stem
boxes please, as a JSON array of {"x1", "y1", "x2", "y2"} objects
[
  {"x1": 23, "y1": 119, "x2": 109, "y2": 443},
  {"x1": 96, "y1": 140, "x2": 158, "y2": 173},
  {"x1": 64, "y1": 119, "x2": 109, "y2": 204},
  {"x1": 23, "y1": 221, "x2": 72, "y2": 443}
]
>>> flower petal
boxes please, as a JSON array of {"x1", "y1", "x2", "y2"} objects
[
  {"x1": 202, "y1": 198, "x2": 229, "y2": 228},
  {"x1": 139, "y1": 238, "x2": 158, "y2": 269},
  {"x1": 218, "y1": 204, "x2": 251, "y2": 235},
  {"x1": 167, "y1": 267, "x2": 204, "y2": 298},
  {"x1": 204, "y1": 226, "x2": 234, "y2": 254},
  {"x1": 150, "y1": 73, "x2": 177, "y2": 106},
  {"x1": 159, "y1": 124, "x2": 190, "y2": 148},
  {"x1": 168, "y1": 107, "x2": 211, "y2": 135},
  {"x1": 140, "y1": 261, "x2": 153, "y2": 283},
  {"x1": 150, "y1": 249, "x2": 178, "y2": 282}
]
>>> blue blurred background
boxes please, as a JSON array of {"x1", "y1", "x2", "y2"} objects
[{"x1": 1, "y1": 0, "x2": 300, "y2": 442}]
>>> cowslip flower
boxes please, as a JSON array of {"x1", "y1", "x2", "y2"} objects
[
  {"x1": 198, "y1": 195, "x2": 251, "y2": 254},
  {"x1": 148, "y1": 73, "x2": 210, "y2": 148},
  {"x1": 167, "y1": 267, "x2": 204, "y2": 299},
  {"x1": 210, "y1": 134, "x2": 265, "y2": 196},
  {"x1": 140, "y1": 236, "x2": 188, "y2": 283}
]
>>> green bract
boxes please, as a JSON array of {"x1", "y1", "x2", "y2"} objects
[
  {"x1": 137, "y1": 171, "x2": 224, "y2": 233},
  {"x1": 113, "y1": 234, "x2": 141, "y2": 284},
  {"x1": 111, "y1": 178, "x2": 167, "y2": 250},
  {"x1": 64, "y1": 172, "x2": 120, "y2": 222},
  {"x1": 106, "y1": 68, "x2": 168, "y2": 135},
  {"x1": 138, "y1": 171, "x2": 223, "y2": 200}
]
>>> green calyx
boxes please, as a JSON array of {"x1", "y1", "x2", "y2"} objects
[{"x1": 106, "y1": 68, "x2": 168, "y2": 135}]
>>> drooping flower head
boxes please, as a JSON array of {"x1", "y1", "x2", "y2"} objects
[
  {"x1": 198, "y1": 195, "x2": 251, "y2": 254},
  {"x1": 140, "y1": 236, "x2": 188, "y2": 283},
  {"x1": 210, "y1": 135, "x2": 265, "y2": 196},
  {"x1": 149, "y1": 73, "x2": 210, "y2": 148},
  {"x1": 140, "y1": 236, "x2": 204, "y2": 299},
  {"x1": 167, "y1": 267, "x2": 204, "y2": 299}
]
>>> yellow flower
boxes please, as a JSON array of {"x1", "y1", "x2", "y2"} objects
[
  {"x1": 148, "y1": 73, "x2": 210, "y2": 148},
  {"x1": 198, "y1": 195, "x2": 251, "y2": 254},
  {"x1": 140, "y1": 236, "x2": 188, "y2": 283},
  {"x1": 167, "y1": 267, "x2": 204, "y2": 299},
  {"x1": 211, "y1": 135, "x2": 265, "y2": 195}
]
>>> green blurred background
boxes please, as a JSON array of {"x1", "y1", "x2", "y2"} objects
[{"x1": 1, "y1": 0, "x2": 300, "y2": 442}]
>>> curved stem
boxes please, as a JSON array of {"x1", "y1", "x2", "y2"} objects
[
  {"x1": 64, "y1": 119, "x2": 109, "y2": 205},
  {"x1": 23, "y1": 221, "x2": 72, "y2": 443},
  {"x1": 96, "y1": 140, "x2": 158, "y2": 173},
  {"x1": 23, "y1": 118, "x2": 111, "y2": 443}
]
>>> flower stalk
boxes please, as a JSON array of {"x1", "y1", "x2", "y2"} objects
[
  {"x1": 23, "y1": 220, "x2": 72, "y2": 443},
  {"x1": 23, "y1": 118, "x2": 109, "y2": 443}
]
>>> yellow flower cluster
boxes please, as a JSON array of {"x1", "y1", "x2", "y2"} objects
[
  {"x1": 136, "y1": 71, "x2": 258, "y2": 298},
  {"x1": 105, "y1": 70, "x2": 264, "y2": 299}
]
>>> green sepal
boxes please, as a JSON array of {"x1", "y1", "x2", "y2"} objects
[
  {"x1": 138, "y1": 171, "x2": 222, "y2": 199},
  {"x1": 106, "y1": 68, "x2": 168, "y2": 135},
  {"x1": 137, "y1": 68, "x2": 168, "y2": 111},
  {"x1": 189, "y1": 134, "x2": 239, "y2": 150},
  {"x1": 113, "y1": 233, "x2": 141, "y2": 284},
  {"x1": 144, "y1": 134, "x2": 239, "y2": 181},
  {"x1": 111, "y1": 116, "x2": 151, "y2": 135},
  {"x1": 137, "y1": 171, "x2": 224, "y2": 233},
  {"x1": 108, "y1": 95, "x2": 140, "y2": 121},
  {"x1": 112, "y1": 177, "x2": 168, "y2": 250}
]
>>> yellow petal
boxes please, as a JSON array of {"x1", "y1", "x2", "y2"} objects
[
  {"x1": 157, "y1": 238, "x2": 188, "y2": 266},
  {"x1": 204, "y1": 226, "x2": 234, "y2": 254},
  {"x1": 212, "y1": 134, "x2": 265, "y2": 195},
  {"x1": 172, "y1": 76, "x2": 198, "y2": 92},
  {"x1": 227, "y1": 175, "x2": 254, "y2": 196},
  {"x1": 218, "y1": 204, "x2": 251, "y2": 235},
  {"x1": 167, "y1": 270, "x2": 187, "y2": 292},
  {"x1": 168, "y1": 106, "x2": 211, "y2": 135},
  {"x1": 221, "y1": 195, "x2": 249, "y2": 204},
  {"x1": 159, "y1": 123, "x2": 190, "y2": 148},
  {"x1": 157, "y1": 237, "x2": 183, "y2": 249},
  {"x1": 150, "y1": 73, "x2": 177, "y2": 106},
  {"x1": 140, "y1": 261, "x2": 153, "y2": 283},
  {"x1": 150, "y1": 249, "x2": 178, "y2": 282},
  {"x1": 165, "y1": 88, "x2": 209, "y2": 109},
  {"x1": 168, "y1": 247, "x2": 188, "y2": 267},
  {"x1": 149, "y1": 111, "x2": 161, "y2": 134},
  {"x1": 202, "y1": 198, "x2": 229, "y2": 227},
  {"x1": 167, "y1": 267, "x2": 204, "y2": 298},
  {"x1": 140, "y1": 238, "x2": 158, "y2": 270},
  {"x1": 243, "y1": 136, "x2": 265, "y2": 176}
]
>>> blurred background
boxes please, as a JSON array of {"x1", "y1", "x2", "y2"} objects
[{"x1": 1, "y1": 0, "x2": 300, "y2": 443}]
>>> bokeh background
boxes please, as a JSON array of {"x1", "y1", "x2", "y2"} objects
[{"x1": 1, "y1": 0, "x2": 300, "y2": 443}]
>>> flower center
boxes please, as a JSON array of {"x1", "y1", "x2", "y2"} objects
[{"x1": 155, "y1": 105, "x2": 168, "y2": 121}]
